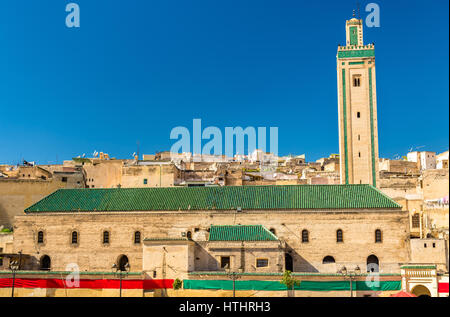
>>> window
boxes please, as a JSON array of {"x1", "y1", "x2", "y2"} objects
[
  {"x1": 40, "y1": 255, "x2": 51, "y2": 271},
  {"x1": 220, "y1": 256, "x2": 230, "y2": 269},
  {"x1": 323, "y1": 256, "x2": 335, "y2": 264},
  {"x1": 412, "y1": 214, "x2": 420, "y2": 228},
  {"x1": 134, "y1": 231, "x2": 141, "y2": 244},
  {"x1": 256, "y1": 259, "x2": 269, "y2": 268},
  {"x1": 269, "y1": 228, "x2": 276, "y2": 235},
  {"x1": 186, "y1": 231, "x2": 192, "y2": 239},
  {"x1": 336, "y1": 229, "x2": 343, "y2": 243},
  {"x1": 302, "y1": 230, "x2": 309, "y2": 243},
  {"x1": 71, "y1": 231, "x2": 78, "y2": 244},
  {"x1": 61, "y1": 177, "x2": 68, "y2": 182},
  {"x1": 353, "y1": 76, "x2": 361, "y2": 87},
  {"x1": 357, "y1": 112, "x2": 361, "y2": 118},
  {"x1": 367, "y1": 255, "x2": 379, "y2": 272},
  {"x1": 37, "y1": 231, "x2": 44, "y2": 244},
  {"x1": 143, "y1": 178, "x2": 148, "y2": 185},
  {"x1": 103, "y1": 231, "x2": 110, "y2": 244},
  {"x1": 359, "y1": 152, "x2": 361, "y2": 157},
  {"x1": 375, "y1": 229, "x2": 382, "y2": 243},
  {"x1": 433, "y1": 243, "x2": 436, "y2": 248},
  {"x1": 358, "y1": 135, "x2": 360, "y2": 141},
  {"x1": 424, "y1": 243, "x2": 427, "y2": 248}
]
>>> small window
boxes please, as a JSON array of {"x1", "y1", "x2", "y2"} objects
[
  {"x1": 220, "y1": 256, "x2": 230, "y2": 269},
  {"x1": 71, "y1": 231, "x2": 78, "y2": 244},
  {"x1": 412, "y1": 214, "x2": 420, "y2": 228},
  {"x1": 357, "y1": 112, "x2": 361, "y2": 118},
  {"x1": 424, "y1": 243, "x2": 427, "y2": 248},
  {"x1": 186, "y1": 231, "x2": 192, "y2": 239},
  {"x1": 353, "y1": 76, "x2": 361, "y2": 87},
  {"x1": 336, "y1": 229, "x2": 343, "y2": 243},
  {"x1": 269, "y1": 228, "x2": 276, "y2": 235},
  {"x1": 134, "y1": 231, "x2": 141, "y2": 244},
  {"x1": 61, "y1": 177, "x2": 68, "y2": 182},
  {"x1": 359, "y1": 152, "x2": 361, "y2": 157},
  {"x1": 323, "y1": 256, "x2": 335, "y2": 264},
  {"x1": 358, "y1": 135, "x2": 360, "y2": 141},
  {"x1": 103, "y1": 231, "x2": 110, "y2": 244},
  {"x1": 375, "y1": 229, "x2": 382, "y2": 243},
  {"x1": 143, "y1": 178, "x2": 148, "y2": 185},
  {"x1": 302, "y1": 229, "x2": 309, "y2": 243},
  {"x1": 256, "y1": 259, "x2": 269, "y2": 268},
  {"x1": 37, "y1": 231, "x2": 44, "y2": 244}
]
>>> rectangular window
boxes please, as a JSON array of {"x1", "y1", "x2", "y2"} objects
[
  {"x1": 353, "y1": 76, "x2": 361, "y2": 87},
  {"x1": 256, "y1": 259, "x2": 269, "y2": 268},
  {"x1": 61, "y1": 177, "x2": 68, "y2": 182},
  {"x1": 143, "y1": 178, "x2": 148, "y2": 185},
  {"x1": 220, "y1": 256, "x2": 230, "y2": 269},
  {"x1": 357, "y1": 112, "x2": 361, "y2": 118}
]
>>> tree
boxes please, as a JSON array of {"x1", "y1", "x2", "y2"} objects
[
  {"x1": 173, "y1": 278, "x2": 183, "y2": 290},
  {"x1": 280, "y1": 270, "x2": 300, "y2": 297}
]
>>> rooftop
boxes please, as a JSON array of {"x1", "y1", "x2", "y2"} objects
[
  {"x1": 24, "y1": 184, "x2": 401, "y2": 213},
  {"x1": 208, "y1": 225, "x2": 278, "y2": 241}
]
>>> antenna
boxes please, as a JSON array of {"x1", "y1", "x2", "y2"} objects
[{"x1": 356, "y1": 0, "x2": 361, "y2": 19}]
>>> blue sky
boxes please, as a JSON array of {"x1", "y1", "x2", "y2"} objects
[{"x1": 0, "y1": 0, "x2": 448, "y2": 164}]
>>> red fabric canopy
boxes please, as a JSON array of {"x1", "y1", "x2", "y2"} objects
[{"x1": 390, "y1": 291, "x2": 417, "y2": 297}]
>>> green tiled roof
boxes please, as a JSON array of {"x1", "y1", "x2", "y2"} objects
[
  {"x1": 24, "y1": 184, "x2": 401, "y2": 213},
  {"x1": 208, "y1": 225, "x2": 278, "y2": 241}
]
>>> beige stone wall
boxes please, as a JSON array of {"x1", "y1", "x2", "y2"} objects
[
  {"x1": 337, "y1": 55, "x2": 379, "y2": 186},
  {"x1": 0, "y1": 179, "x2": 77, "y2": 227},
  {"x1": 422, "y1": 169, "x2": 449, "y2": 201},
  {"x1": 121, "y1": 164, "x2": 176, "y2": 188},
  {"x1": 13, "y1": 209, "x2": 410, "y2": 275},
  {"x1": 410, "y1": 238, "x2": 448, "y2": 271}
]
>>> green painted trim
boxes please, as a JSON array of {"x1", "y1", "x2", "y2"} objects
[
  {"x1": 338, "y1": 49, "x2": 375, "y2": 59},
  {"x1": 342, "y1": 69, "x2": 349, "y2": 184},
  {"x1": 183, "y1": 279, "x2": 401, "y2": 292},
  {"x1": 400, "y1": 265, "x2": 436, "y2": 269},
  {"x1": 349, "y1": 61, "x2": 364, "y2": 65},
  {"x1": 368, "y1": 67, "x2": 376, "y2": 187},
  {"x1": 349, "y1": 26, "x2": 358, "y2": 45}
]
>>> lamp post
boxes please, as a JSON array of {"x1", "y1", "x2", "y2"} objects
[
  {"x1": 9, "y1": 260, "x2": 19, "y2": 298},
  {"x1": 338, "y1": 265, "x2": 361, "y2": 297},
  {"x1": 225, "y1": 265, "x2": 243, "y2": 297},
  {"x1": 112, "y1": 262, "x2": 130, "y2": 297}
]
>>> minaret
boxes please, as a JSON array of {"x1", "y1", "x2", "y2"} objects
[{"x1": 336, "y1": 17, "x2": 379, "y2": 187}]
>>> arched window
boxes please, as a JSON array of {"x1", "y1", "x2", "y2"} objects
[
  {"x1": 375, "y1": 229, "x2": 382, "y2": 243},
  {"x1": 134, "y1": 231, "x2": 141, "y2": 244},
  {"x1": 117, "y1": 255, "x2": 129, "y2": 271},
  {"x1": 186, "y1": 231, "x2": 192, "y2": 239},
  {"x1": 336, "y1": 229, "x2": 343, "y2": 243},
  {"x1": 322, "y1": 256, "x2": 335, "y2": 264},
  {"x1": 71, "y1": 231, "x2": 78, "y2": 244},
  {"x1": 40, "y1": 255, "x2": 51, "y2": 270},
  {"x1": 301, "y1": 230, "x2": 309, "y2": 243},
  {"x1": 37, "y1": 231, "x2": 44, "y2": 244},
  {"x1": 103, "y1": 231, "x2": 110, "y2": 244},
  {"x1": 367, "y1": 254, "x2": 379, "y2": 272}
]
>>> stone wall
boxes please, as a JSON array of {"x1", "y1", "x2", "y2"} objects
[{"x1": 13, "y1": 209, "x2": 410, "y2": 278}]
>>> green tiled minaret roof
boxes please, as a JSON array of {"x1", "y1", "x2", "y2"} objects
[
  {"x1": 24, "y1": 184, "x2": 401, "y2": 213},
  {"x1": 209, "y1": 225, "x2": 278, "y2": 241}
]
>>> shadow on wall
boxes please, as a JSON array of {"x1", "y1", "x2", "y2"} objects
[{"x1": 286, "y1": 245, "x2": 319, "y2": 273}]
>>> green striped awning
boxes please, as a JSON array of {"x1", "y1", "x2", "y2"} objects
[{"x1": 24, "y1": 184, "x2": 401, "y2": 213}]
